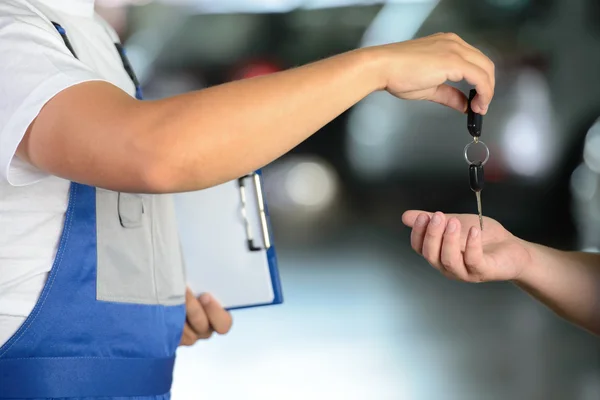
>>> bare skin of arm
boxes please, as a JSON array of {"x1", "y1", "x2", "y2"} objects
[
  {"x1": 516, "y1": 245, "x2": 600, "y2": 334},
  {"x1": 18, "y1": 33, "x2": 495, "y2": 194}
]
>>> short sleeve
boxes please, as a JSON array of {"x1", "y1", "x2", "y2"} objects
[{"x1": 0, "y1": 1, "x2": 104, "y2": 186}]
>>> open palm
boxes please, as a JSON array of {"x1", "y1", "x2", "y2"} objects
[{"x1": 402, "y1": 210, "x2": 532, "y2": 282}]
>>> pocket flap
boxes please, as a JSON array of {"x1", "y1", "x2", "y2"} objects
[{"x1": 118, "y1": 193, "x2": 144, "y2": 228}]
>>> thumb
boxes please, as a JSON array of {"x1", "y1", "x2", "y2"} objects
[
  {"x1": 427, "y1": 84, "x2": 469, "y2": 113},
  {"x1": 199, "y1": 293, "x2": 233, "y2": 335}
]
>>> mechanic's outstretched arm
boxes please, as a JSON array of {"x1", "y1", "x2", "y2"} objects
[
  {"x1": 18, "y1": 33, "x2": 494, "y2": 194},
  {"x1": 402, "y1": 210, "x2": 600, "y2": 336}
]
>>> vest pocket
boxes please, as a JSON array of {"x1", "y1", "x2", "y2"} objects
[
  {"x1": 97, "y1": 189, "x2": 156, "y2": 304},
  {"x1": 96, "y1": 189, "x2": 186, "y2": 306},
  {"x1": 118, "y1": 193, "x2": 144, "y2": 228}
]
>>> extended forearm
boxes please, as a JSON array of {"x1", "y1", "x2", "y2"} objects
[
  {"x1": 22, "y1": 33, "x2": 496, "y2": 193},
  {"x1": 515, "y1": 243, "x2": 600, "y2": 334},
  {"x1": 137, "y1": 48, "x2": 385, "y2": 192},
  {"x1": 22, "y1": 48, "x2": 383, "y2": 193}
]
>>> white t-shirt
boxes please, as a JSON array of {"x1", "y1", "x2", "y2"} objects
[{"x1": 0, "y1": 0, "x2": 136, "y2": 345}]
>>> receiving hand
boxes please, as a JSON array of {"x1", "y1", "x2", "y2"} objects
[
  {"x1": 375, "y1": 32, "x2": 495, "y2": 114},
  {"x1": 402, "y1": 211, "x2": 532, "y2": 283},
  {"x1": 180, "y1": 288, "x2": 233, "y2": 346}
]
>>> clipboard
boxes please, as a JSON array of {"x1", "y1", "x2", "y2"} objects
[{"x1": 173, "y1": 170, "x2": 283, "y2": 310}]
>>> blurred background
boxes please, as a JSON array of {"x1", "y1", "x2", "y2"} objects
[{"x1": 97, "y1": 0, "x2": 600, "y2": 398}]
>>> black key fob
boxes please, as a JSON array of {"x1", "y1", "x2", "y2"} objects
[
  {"x1": 467, "y1": 89, "x2": 482, "y2": 139},
  {"x1": 469, "y1": 162, "x2": 484, "y2": 192}
]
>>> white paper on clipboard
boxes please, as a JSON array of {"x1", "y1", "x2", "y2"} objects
[{"x1": 173, "y1": 172, "x2": 283, "y2": 310}]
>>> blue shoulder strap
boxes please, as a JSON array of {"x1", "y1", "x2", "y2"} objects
[
  {"x1": 114, "y1": 43, "x2": 143, "y2": 100},
  {"x1": 52, "y1": 22, "x2": 143, "y2": 100}
]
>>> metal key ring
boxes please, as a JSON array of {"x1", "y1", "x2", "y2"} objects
[{"x1": 464, "y1": 140, "x2": 490, "y2": 166}]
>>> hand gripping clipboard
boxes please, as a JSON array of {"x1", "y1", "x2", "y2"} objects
[{"x1": 173, "y1": 170, "x2": 283, "y2": 310}]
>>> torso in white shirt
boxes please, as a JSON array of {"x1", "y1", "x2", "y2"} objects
[{"x1": 0, "y1": 0, "x2": 135, "y2": 345}]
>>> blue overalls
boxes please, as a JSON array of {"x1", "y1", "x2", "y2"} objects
[{"x1": 0, "y1": 23, "x2": 187, "y2": 399}]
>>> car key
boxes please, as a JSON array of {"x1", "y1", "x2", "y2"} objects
[
  {"x1": 464, "y1": 89, "x2": 488, "y2": 231},
  {"x1": 469, "y1": 161, "x2": 484, "y2": 230}
]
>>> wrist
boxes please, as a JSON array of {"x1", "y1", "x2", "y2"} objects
[
  {"x1": 511, "y1": 240, "x2": 547, "y2": 286},
  {"x1": 353, "y1": 46, "x2": 390, "y2": 92}
]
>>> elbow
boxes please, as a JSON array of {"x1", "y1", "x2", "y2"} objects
[
  {"x1": 126, "y1": 122, "x2": 181, "y2": 194},
  {"x1": 141, "y1": 156, "x2": 217, "y2": 194},
  {"x1": 140, "y1": 155, "x2": 225, "y2": 194},
  {"x1": 132, "y1": 132, "x2": 203, "y2": 194},
  {"x1": 124, "y1": 105, "x2": 216, "y2": 194},
  {"x1": 135, "y1": 135, "x2": 189, "y2": 193},
  {"x1": 139, "y1": 160, "x2": 179, "y2": 194}
]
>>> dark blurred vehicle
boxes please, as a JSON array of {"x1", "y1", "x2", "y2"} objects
[{"x1": 122, "y1": 0, "x2": 600, "y2": 248}]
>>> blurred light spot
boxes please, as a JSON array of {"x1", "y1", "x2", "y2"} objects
[
  {"x1": 574, "y1": 119, "x2": 600, "y2": 251},
  {"x1": 577, "y1": 371, "x2": 600, "y2": 400},
  {"x1": 154, "y1": 0, "x2": 439, "y2": 14},
  {"x1": 142, "y1": 72, "x2": 205, "y2": 100},
  {"x1": 345, "y1": 0, "x2": 438, "y2": 180},
  {"x1": 123, "y1": 44, "x2": 152, "y2": 84},
  {"x1": 581, "y1": 247, "x2": 600, "y2": 253},
  {"x1": 360, "y1": 1, "x2": 440, "y2": 48},
  {"x1": 262, "y1": 156, "x2": 342, "y2": 244},
  {"x1": 501, "y1": 69, "x2": 556, "y2": 178},
  {"x1": 571, "y1": 164, "x2": 598, "y2": 202},
  {"x1": 285, "y1": 161, "x2": 336, "y2": 209},
  {"x1": 583, "y1": 118, "x2": 600, "y2": 174},
  {"x1": 347, "y1": 92, "x2": 403, "y2": 178},
  {"x1": 503, "y1": 114, "x2": 545, "y2": 176},
  {"x1": 486, "y1": 0, "x2": 529, "y2": 10},
  {"x1": 96, "y1": 0, "x2": 151, "y2": 6},
  {"x1": 349, "y1": 103, "x2": 394, "y2": 148}
]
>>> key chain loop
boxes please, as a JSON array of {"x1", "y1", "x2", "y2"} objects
[{"x1": 464, "y1": 140, "x2": 490, "y2": 166}]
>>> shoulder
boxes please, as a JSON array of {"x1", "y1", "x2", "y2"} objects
[
  {"x1": 0, "y1": 0, "x2": 51, "y2": 23},
  {"x1": 0, "y1": 0, "x2": 61, "y2": 39}
]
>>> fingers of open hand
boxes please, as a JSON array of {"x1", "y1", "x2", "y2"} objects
[
  {"x1": 463, "y1": 226, "x2": 487, "y2": 282},
  {"x1": 410, "y1": 212, "x2": 489, "y2": 283},
  {"x1": 410, "y1": 213, "x2": 431, "y2": 254},
  {"x1": 440, "y1": 217, "x2": 468, "y2": 279},
  {"x1": 421, "y1": 212, "x2": 446, "y2": 268}
]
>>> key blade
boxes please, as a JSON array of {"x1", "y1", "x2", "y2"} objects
[{"x1": 476, "y1": 194, "x2": 483, "y2": 230}]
